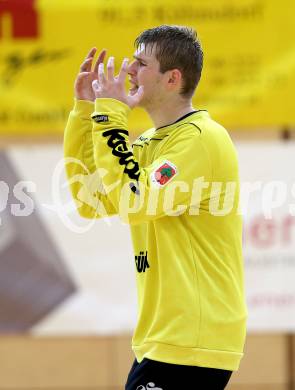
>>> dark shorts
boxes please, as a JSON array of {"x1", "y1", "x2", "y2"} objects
[{"x1": 125, "y1": 358, "x2": 232, "y2": 390}]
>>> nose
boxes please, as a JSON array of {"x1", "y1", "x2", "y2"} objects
[{"x1": 127, "y1": 59, "x2": 138, "y2": 76}]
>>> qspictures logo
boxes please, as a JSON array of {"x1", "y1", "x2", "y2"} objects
[{"x1": 0, "y1": 0, "x2": 39, "y2": 39}]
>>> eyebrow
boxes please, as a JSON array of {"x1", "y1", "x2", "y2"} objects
[{"x1": 133, "y1": 55, "x2": 147, "y2": 63}]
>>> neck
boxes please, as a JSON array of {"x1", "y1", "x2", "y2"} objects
[{"x1": 145, "y1": 98, "x2": 194, "y2": 129}]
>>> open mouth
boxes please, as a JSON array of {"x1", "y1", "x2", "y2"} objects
[{"x1": 129, "y1": 81, "x2": 139, "y2": 94}]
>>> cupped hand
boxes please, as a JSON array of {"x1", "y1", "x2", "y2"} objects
[{"x1": 91, "y1": 56, "x2": 144, "y2": 109}]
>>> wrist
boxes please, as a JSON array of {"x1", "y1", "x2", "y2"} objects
[
  {"x1": 94, "y1": 98, "x2": 131, "y2": 114},
  {"x1": 74, "y1": 94, "x2": 95, "y2": 102},
  {"x1": 73, "y1": 99, "x2": 94, "y2": 117},
  {"x1": 91, "y1": 98, "x2": 130, "y2": 129}
]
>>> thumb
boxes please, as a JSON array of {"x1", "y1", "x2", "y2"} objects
[
  {"x1": 131, "y1": 85, "x2": 144, "y2": 107},
  {"x1": 136, "y1": 85, "x2": 144, "y2": 100}
]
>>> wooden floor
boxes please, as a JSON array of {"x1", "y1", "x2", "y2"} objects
[{"x1": 0, "y1": 333, "x2": 294, "y2": 389}]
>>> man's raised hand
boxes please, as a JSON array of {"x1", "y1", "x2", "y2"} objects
[
  {"x1": 92, "y1": 56, "x2": 144, "y2": 109},
  {"x1": 74, "y1": 48, "x2": 106, "y2": 102}
]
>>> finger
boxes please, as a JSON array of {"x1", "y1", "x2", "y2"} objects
[
  {"x1": 93, "y1": 49, "x2": 107, "y2": 73},
  {"x1": 80, "y1": 57, "x2": 93, "y2": 73},
  {"x1": 107, "y1": 57, "x2": 115, "y2": 81},
  {"x1": 98, "y1": 62, "x2": 107, "y2": 85},
  {"x1": 80, "y1": 47, "x2": 98, "y2": 72},
  {"x1": 92, "y1": 79, "x2": 101, "y2": 94},
  {"x1": 84, "y1": 47, "x2": 97, "y2": 61},
  {"x1": 118, "y1": 58, "x2": 129, "y2": 83}
]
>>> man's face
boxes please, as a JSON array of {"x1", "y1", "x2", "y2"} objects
[{"x1": 127, "y1": 44, "x2": 166, "y2": 108}]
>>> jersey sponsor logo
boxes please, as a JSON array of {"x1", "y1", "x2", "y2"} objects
[
  {"x1": 92, "y1": 114, "x2": 109, "y2": 123},
  {"x1": 150, "y1": 160, "x2": 177, "y2": 187},
  {"x1": 135, "y1": 251, "x2": 150, "y2": 273},
  {"x1": 101, "y1": 128, "x2": 140, "y2": 193},
  {"x1": 138, "y1": 135, "x2": 149, "y2": 142},
  {"x1": 136, "y1": 382, "x2": 163, "y2": 390}
]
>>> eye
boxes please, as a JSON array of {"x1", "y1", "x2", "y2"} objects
[{"x1": 139, "y1": 62, "x2": 146, "y2": 67}]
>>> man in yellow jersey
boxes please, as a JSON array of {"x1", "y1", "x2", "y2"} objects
[{"x1": 64, "y1": 25, "x2": 247, "y2": 389}]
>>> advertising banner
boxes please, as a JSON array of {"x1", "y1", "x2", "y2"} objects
[{"x1": 0, "y1": 0, "x2": 294, "y2": 135}]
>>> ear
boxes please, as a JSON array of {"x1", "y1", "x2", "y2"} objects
[{"x1": 167, "y1": 69, "x2": 182, "y2": 90}]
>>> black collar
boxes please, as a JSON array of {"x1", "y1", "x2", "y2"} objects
[{"x1": 156, "y1": 110, "x2": 207, "y2": 131}]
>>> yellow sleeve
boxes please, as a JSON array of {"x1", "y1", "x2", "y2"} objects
[
  {"x1": 64, "y1": 99, "x2": 117, "y2": 219},
  {"x1": 91, "y1": 98, "x2": 212, "y2": 225}
]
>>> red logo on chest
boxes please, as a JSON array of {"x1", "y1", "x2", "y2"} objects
[{"x1": 151, "y1": 161, "x2": 177, "y2": 186}]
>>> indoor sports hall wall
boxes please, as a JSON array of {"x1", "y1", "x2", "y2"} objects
[{"x1": 1, "y1": 142, "x2": 295, "y2": 335}]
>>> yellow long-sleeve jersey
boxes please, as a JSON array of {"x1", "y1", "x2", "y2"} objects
[{"x1": 64, "y1": 98, "x2": 247, "y2": 371}]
